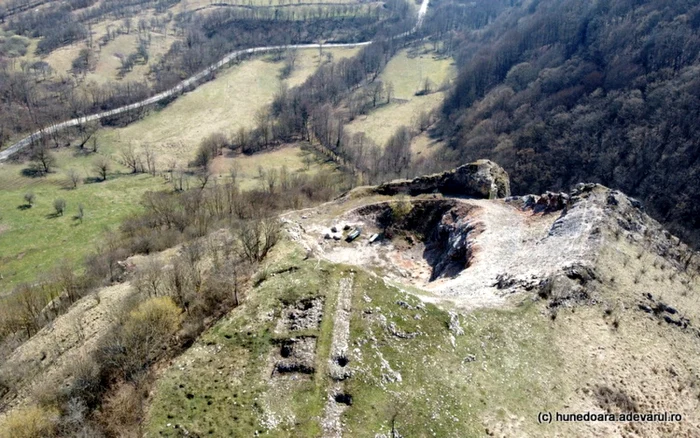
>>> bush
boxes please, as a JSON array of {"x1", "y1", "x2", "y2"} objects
[
  {"x1": 53, "y1": 199, "x2": 67, "y2": 216},
  {"x1": 63, "y1": 357, "x2": 102, "y2": 409},
  {"x1": 390, "y1": 196, "x2": 413, "y2": 223},
  {"x1": 0, "y1": 405, "x2": 58, "y2": 438},
  {"x1": 128, "y1": 297, "x2": 181, "y2": 334},
  {"x1": 98, "y1": 382, "x2": 142, "y2": 436},
  {"x1": 97, "y1": 297, "x2": 181, "y2": 381},
  {"x1": 24, "y1": 192, "x2": 35, "y2": 207}
]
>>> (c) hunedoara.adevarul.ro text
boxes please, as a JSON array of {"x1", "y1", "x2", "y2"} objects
[{"x1": 537, "y1": 411, "x2": 683, "y2": 424}]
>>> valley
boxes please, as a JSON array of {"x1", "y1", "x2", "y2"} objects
[{"x1": 1, "y1": 0, "x2": 699, "y2": 437}]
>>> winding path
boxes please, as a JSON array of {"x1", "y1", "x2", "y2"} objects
[{"x1": 0, "y1": 0, "x2": 430, "y2": 162}]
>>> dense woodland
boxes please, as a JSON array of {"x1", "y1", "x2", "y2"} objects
[{"x1": 433, "y1": 0, "x2": 700, "y2": 247}]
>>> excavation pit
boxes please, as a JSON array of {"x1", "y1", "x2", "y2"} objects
[
  {"x1": 274, "y1": 337, "x2": 317, "y2": 376},
  {"x1": 323, "y1": 200, "x2": 481, "y2": 286},
  {"x1": 276, "y1": 297, "x2": 324, "y2": 333},
  {"x1": 334, "y1": 393, "x2": 353, "y2": 406}
]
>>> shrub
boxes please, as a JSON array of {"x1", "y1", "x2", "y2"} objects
[
  {"x1": 0, "y1": 405, "x2": 58, "y2": 438},
  {"x1": 127, "y1": 297, "x2": 181, "y2": 334},
  {"x1": 24, "y1": 192, "x2": 35, "y2": 207},
  {"x1": 98, "y1": 297, "x2": 181, "y2": 381},
  {"x1": 63, "y1": 357, "x2": 102, "y2": 409},
  {"x1": 53, "y1": 199, "x2": 66, "y2": 216},
  {"x1": 390, "y1": 195, "x2": 413, "y2": 222},
  {"x1": 98, "y1": 382, "x2": 142, "y2": 436}
]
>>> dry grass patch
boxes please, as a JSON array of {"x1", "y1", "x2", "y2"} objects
[
  {"x1": 96, "y1": 47, "x2": 358, "y2": 167},
  {"x1": 91, "y1": 33, "x2": 176, "y2": 83},
  {"x1": 42, "y1": 31, "x2": 177, "y2": 83},
  {"x1": 42, "y1": 44, "x2": 83, "y2": 76},
  {"x1": 210, "y1": 144, "x2": 334, "y2": 190},
  {"x1": 381, "y1": 46, "x2": 455, "y2": 100},
  {"x1": 347, "y1": 93, "x2": 445, "y2": 146},
  {"x1": 345, "y1": 46, "x2": 455, "y2": 147}
]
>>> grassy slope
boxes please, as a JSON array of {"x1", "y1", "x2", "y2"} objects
[
  {"x1": 144, "y1": 237, "x2": 568, "y2": 437},
  {"x1": 0, "y1": 150, "x2": 166, "y2": 295},
  {"x1": 343, "y1": 276, "x2": 565, "y2": 437},
  {"x1": 345, "y1": 45, "x2": 455, "y2": 148},
  {"x1": 145, "y1": 241, "x2": 336, "y2": 436},
  {"x1": 96, "y1": 47, "x2": 359, "y2": 168},
  {"x1": 144, "y1": 194, "x2": 700, "y2": 437}
]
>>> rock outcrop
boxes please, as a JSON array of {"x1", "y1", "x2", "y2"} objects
[{"x1": 373, "y1": 160, "x2": 511, "y2": 199}]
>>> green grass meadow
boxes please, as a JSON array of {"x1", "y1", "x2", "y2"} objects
[{"x1": 0, "y1": 151, "x2": 166, "y2": 295}]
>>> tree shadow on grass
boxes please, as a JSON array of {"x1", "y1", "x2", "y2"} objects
[
  {"x1": 84, "y1": 176, "x2": 104, "y2": 184},
  {"x1": 20, "y1": 168, "x2": 44, "y2": 178},
  {"x1": 45, "y1": 212, "x2": 62, "y2": 219},
  {"x1": 17, "y1": 205, "x2": 31, "y2": 211}
]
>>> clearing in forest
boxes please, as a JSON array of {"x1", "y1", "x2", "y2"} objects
[{"x1": 345, "y1": 45, "x2": 455, "y2": 150}]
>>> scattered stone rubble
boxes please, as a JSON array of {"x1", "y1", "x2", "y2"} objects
[{"x1": 276, "y1": 297, "x2": 324, "y2": 332}]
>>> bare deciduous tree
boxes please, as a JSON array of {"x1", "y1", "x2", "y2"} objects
[
  {"x1": 120, "y1": 144, "x2": 142, "y2": 174},
  {"x1": 386, "y1": 81, "x2": 394, "y2": 103},
  {"x1": 143, "y1": 146, "x2": 157, "y2": 176},
  {"x1": 92, "y1": 156, "x2": 111, "y2": 182},
  {"x1": 235, "y1": 218, "x2": 280, "y2": 263},
  {"x1": 229, "y1": 163, "x2": 240, "y2": 185},
  {"x1": 66, "y1": 169, "x2": 82, "y2": 189},
  {"x1": 77, "y1": 204, "x2": 84, "y2": 223},
  {"x1": 30, "y1": 141, "x2": 56, "y2": 175},
  {"x1": 134, "y1": 258, "x2": 165, "y2": 297},
  {"x1": 264, "y1": 168, "x2": 278, "y2": 193},
  {"x1": 197, "y1": 169, "x2": 212, "y2": 189}
]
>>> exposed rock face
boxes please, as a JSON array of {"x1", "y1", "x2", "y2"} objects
[
  {"x1": 352, "y1": 200, "x2": 480, "y2": 282},
  {"x1": 374, "y1": 160, "x2": 511, "y2": 199}
]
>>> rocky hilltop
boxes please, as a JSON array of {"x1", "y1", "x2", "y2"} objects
[
  {"x1": 278, "y1": 162, "x2": 700, "y2": 437},
  {"x1": 370, "y1": 159, "x2": 511, "y2": 199},
  {"x1": 3, "y1": 161, "x2": 699, "y2": 437}
]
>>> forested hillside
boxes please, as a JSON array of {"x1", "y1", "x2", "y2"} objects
[{"x1": 435, "y1": 0, "x2": 700, "y2": 247}]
